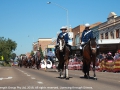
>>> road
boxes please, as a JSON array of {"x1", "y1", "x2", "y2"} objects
[{"x1": 0, "y1": 66, "x2": 120, "y2": 90}]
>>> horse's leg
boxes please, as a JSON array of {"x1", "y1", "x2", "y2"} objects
[
  {"x1": 59, "y1": 62, "x2": 64, "y2": 78},
  {"x1": 92, "y1": 58, "x2": 97, "y2": 79},
  {"x1": 86, "y1": 63, "x2": 90, "y2": 79},
  {"x1": 83, "y1": 61, "x2": 87, "y2": 78},
  {"x1": 65, "y1": 60, "x2": 69, "y2": 80}
]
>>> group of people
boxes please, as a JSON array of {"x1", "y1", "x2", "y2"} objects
[
  {"x1": 55, "y1": 23, "x2": 99, "y2": 58},
  {"x1": 97, "y1": 51, "x2": 120, "y2": 61}
]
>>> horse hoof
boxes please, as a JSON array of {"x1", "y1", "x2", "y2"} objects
[
  {"x1": 94, "y1": 77, "x2": 97, "y2": 80},
  {"x1": 60, "y1": 75, "x2": 64, "y2": 79},
  {"x1": 66, "y1": 77, "x2": 69, "y2": 80},
  {"x1": 60, "y1": 77, "x2": 64, "y2": 79}
]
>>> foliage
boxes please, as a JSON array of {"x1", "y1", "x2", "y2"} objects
[
  {"x1": 11, "y1": 53, "x2": 16, "y2": 61},
  {"x1": 20, "y1": 54, "x2": 26, "y2": 56},
  {"x1": 0, "y1": 37, "x2": 17, "y2": 62},
  {"x1": 39, "y1": 46, "x2": 44, "y2": 59},
  {"x1": 30, "y1": 50, "x2": 34, "y2": 56}
]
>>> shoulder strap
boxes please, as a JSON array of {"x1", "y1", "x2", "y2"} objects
[
  {"x1": 84, "y1": 30, "x2": 91, "y2": 36},
  {"x1": 63, "y1": 32, "x2": 67, "y2": 36}
]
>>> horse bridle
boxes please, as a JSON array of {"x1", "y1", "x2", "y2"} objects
[{"x1": 59, "y1": 38, "x2": 65, "y2": 51}]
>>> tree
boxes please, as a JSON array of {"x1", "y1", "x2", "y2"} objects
[
  {"x1": 0, "y1": 37, "x2": 17, "y2": 63},
  {"x1": 11, "y1": 53, "x2": 16, "y2": 61},
  {"x1": 30, "y1": 50, "x2": 34, "y2": 56},
  {"x1": 39, "y1": 46, "x2": 44, "y2": 59}
]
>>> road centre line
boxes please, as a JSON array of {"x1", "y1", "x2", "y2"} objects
[
  {"x1": 27, "y1": 75, "x2": 31, "y2": 76},
  {"x1": 0, "y1": 77, "x2": 13, "y2": 80},
  {"x1": 15, "y1": 68, "x2": 44, "y2": 84},
  {"x1": 31, "y1": 77, "x2": 36, "y2": 79},
  {"x1": 37, "y1": 81, "x2": 43, "y2": 84}
]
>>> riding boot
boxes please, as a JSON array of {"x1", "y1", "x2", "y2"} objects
[{"x1": 67, "y1": 45, "x2": 72, "y2": 58}]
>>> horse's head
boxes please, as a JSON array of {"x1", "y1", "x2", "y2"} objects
[
  {"x1": 58, "y1": 35, "x2": 65, "y2": 52},
  {"x1": 89, "y1": 37, "x2": 97, "y2": 55}
]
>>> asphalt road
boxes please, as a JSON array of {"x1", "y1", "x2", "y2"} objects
[{"x1": 0, "y1": 66, "x2": 120, "y2": 90}]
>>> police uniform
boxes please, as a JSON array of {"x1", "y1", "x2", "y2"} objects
[
  {"x1": 80, "y1": 23, "x2": 93, "y2": 55},
  {"x1": 80, "y1": 23, "x2": 93, "y2": 48},
  {"x1": 55, "y1": 26, "x2": 72, "y2": 55},
  {"x1": 80, "y1": 23, "x2": 99, "y2": 56}
]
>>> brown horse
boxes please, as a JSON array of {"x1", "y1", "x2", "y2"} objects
[
  {"x1": 35, "y1": 50, "x2": 41, "y2": 70},
  {"x1": 22, "y1": 56, "x2": 28, "y2": 68},
  {"x1": 55, "y1": 36, "x2": 70, "y2": 79},
  {"x1": 82, "y1": 38, "x2": 97, "y2": 80}
]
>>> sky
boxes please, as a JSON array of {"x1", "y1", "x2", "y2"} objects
[{"x1": 0, "y1": 0, "x2": 120, "y2": 56}]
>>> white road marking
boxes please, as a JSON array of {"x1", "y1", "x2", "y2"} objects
[
  {"x1": 118, "y1": 81, "x2": 120, "y2": 82},
  {"x1": 31, "y1": 77, "x2": 36, "y2": 79},
  {"x1": 27, "y1": 75, "x2": 31, "y2": 76},
  {"x1": 24, "y1": 73, "x2": 28, "y2": 74},
  {"x1": 37, "y1": 81, "x2": 43, "y2": 84},
  {"x1": 0, "y1": 77, "x2": 13, "y2": 80}
]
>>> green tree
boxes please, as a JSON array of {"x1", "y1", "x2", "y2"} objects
[
  {"x1": 39, "y1": 46, "x2": 44, "y2": 59},
  {"x1": 0, "y1": 37, "x2": 17, "y2": 63},
  {"x1": 30, "y1": 50, "x2": 34, "y2": 56},
  {"x1": 11, "y1": 53, "x2": 16, "y2": 61}
]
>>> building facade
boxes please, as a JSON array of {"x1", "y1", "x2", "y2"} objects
[{"x1": 98, "y1": 12, "x2": 120, "y2": 53}]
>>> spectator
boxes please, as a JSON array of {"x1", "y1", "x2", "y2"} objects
[
  {"x1": 47, "y1": 49, "x2": 55, "y2": 61},
  {"x1": 114, "y1": 52, "x2": 119, "y2": 60},
  {"x1": 98, "y1": 53, "x2": 103, "y2": 61},
  {"x1": 106, "y1": 52, "x2": 114, "y2": 60},
  {"x1": 74, "y1": 54, "x2": 78, "y2": 62}
]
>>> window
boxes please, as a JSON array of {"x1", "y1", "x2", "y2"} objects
[
  {"x1": 101, "y1": 33, "x2": 103, "y2": 39},
  {"x1": 116, "y1": 29, "x2": 119, "y2": 38},
  {"x1": 105, "y1": 32, "x2": 108, "y2": 39},
  {"x1": 110, "y1": 31, "x2": 114, "y2": 39}
]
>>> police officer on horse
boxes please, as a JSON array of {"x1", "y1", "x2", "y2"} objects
[
  {"x1": 80, "y1": 23, "x2": 99, "y2": 56},
  {"x1": 55, "y1": 26, "x2": 72, "y2": 57}
]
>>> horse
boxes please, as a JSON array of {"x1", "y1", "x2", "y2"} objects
[
  {"x1": 22, "y1": 56, "x2": 29, "y2": 68},
  {"x1": 82, "y1": 37, "x2": 97, "y2": 80},
  {"x1": 35, "y1": 50, "x2": 41, "y2": 70},
  {"x1": 18, "y1": 59, "x2": 23, "y2": 68},
  {"x1": 55, "y1": 36, "x2": 70, "y2": 79},
  {"x1": 30, "y1": 55, "x2": 36, "y2": 68}
]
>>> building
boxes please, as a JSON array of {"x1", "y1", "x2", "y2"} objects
[
  {"x1": 90, "y1": 22, "x2": 101, "y2": 42},
  {"x1": 71, "y1": 22, "x2": 101, "y2": 55},
  {"x1": 98, "y1": 12, "x2": 120, "y2": 53},
  {"x1": 32, "y1": 42, "x2": 38, "y2": 53}
]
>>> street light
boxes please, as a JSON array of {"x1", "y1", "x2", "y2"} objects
[{"x1": 47, "y1": 1, "x2": 69, "y2": 31}]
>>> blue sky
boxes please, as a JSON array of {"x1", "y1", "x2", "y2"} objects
[{"x1": 0, "y1": 0, "x2": 120, "y2": 56}]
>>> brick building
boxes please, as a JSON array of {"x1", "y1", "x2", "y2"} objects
[
  {"x1": 38, "y1": 38, "x2": 52, "y2": 51},
  {"x1": 71, "y1": 22, "x2": 101, "y2": 56},
  {"x1": 72, "y1": 22, "x2": 101, "y2": 47}
]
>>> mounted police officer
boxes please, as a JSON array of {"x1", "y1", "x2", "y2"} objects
[
  {"x1": 80, "y1": 23, "x2": 99, "y2": 56},
  {"x1": 80, "y1": 23, "x2": 93, "y2": 56},
  {"x1": 55, "y1": 26, "x2": 72, "y2": 56}
]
